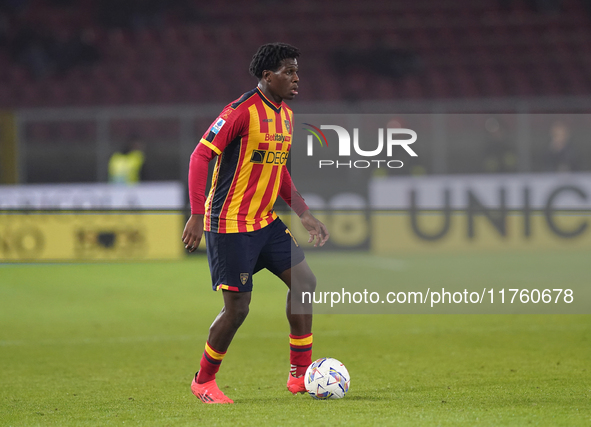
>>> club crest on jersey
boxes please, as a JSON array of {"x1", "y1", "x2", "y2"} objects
[
  {"x1": 284, "y1": 120, "x2": 291, "y2": 133},
  {"x1": 240, "y1": 273, "x2": 249, "y2": 285},
  {"x1": 211, "y1": 118, "x2": 226, "y2": 134}
]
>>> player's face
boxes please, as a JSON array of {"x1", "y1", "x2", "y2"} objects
[{"x1": 269, "y1": 58, "x2": 299, "y2": 102}]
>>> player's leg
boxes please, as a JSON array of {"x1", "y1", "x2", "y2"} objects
[
  {"x1": 207, "y1": 290, "x2": 251, "y2": 351},
  {"x1": 198, "y1": 290, "x2": 251, "y2": 383},
  {"x1": 279, "y1": 259, "x2": 316, "y2": 336},
  {"x1": 279, "y1": 260, "x2": 316, "y2": 394},
  {"x1": 192, "y1": 229, "x2": 259, "y2": 404},
  {"x1": 256, "y1": 219, "x2": 316, "y2": 394},
  {"x1": 191, "y1": 291, "x2": 251, "y2": 404}
]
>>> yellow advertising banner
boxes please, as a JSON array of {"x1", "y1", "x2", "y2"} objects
[
  {"x1": 372, "y1": 212, "x2": 591, "y2": 253},
  {"x1": 0, "y1": 212, "x2": 184, "y2": 261}
]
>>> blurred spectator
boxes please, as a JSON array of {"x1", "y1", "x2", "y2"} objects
[
  {"x1": 498, "y1": 0, "x2": 562, "y2": 13},
  {"x1": 332, "y1": 43, "x2": 419, "y2": 80},
  {"x1": 97, "y1": 0, "x2": 166, "y2": 30},
  {"x1": 8, "y1": 25, "x2": 99, "y2": 78},
  {"x1": 0, "y1": 0, "x2": 30, "y2": 15},
  {"x1": 583, "y1": 0, "x2": 591, "y2": 18},
  {"x1": 108, "y1": 136, "x2": 145, "y2": 184},
  {"x1": 0, "y1": 13, "x2": 8, "y2": 48},
  {"x1": 529, "y1": 0, "x2": 562, "y2": 13},
  {"x1": 482, "y1": 117, "x2": 517, "y2": 173},
  {"x1": 332, "y1": 38, "x2": 420, "y2": 102},
  {"x1": 97, "y1": 0, "x2": 132, "y2": 29},
  {"x1": 47, "y1": 0, "x2": 75, "y2": 6},
  {"x1": 130, "y1": 0, "x2": 165, "y2": 30},
  {"x1": 9, "y1": 25, "x2": 55, "y2": 78},
  {"x1": 546, "y1": 120, "x2": 577, "y2": 172},
  {"x1": 168, "y1": 0, "x2": 202, "y2": 24},
  {"x1": 53, "y1": 29, "x2": 100, "y2": 75}
]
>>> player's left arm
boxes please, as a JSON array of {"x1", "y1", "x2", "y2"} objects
[{"x1": 279, "y1": 166, "x2": 329, "y2": 247}]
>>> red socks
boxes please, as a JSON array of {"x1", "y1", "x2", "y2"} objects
[
  {"x1": 196, "y1": 335, "x2": 313, "y2": 383},
  {"x1": 196, "y1": 342, "x2": 226, "y2": 384},
  {"x1": 289, "y1": 333, "x2": 313, "y2": 377}
]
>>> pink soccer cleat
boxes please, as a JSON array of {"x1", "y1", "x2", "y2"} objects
[
  {"x1": 191, "y1": 373, "x2": 234, "y2": 404},
  {"x1": 287, "y1": 373, "x2": 307, "y2": 394}
]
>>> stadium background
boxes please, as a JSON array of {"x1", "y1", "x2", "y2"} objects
[
  {"x1": 2, "y1": 0, "x2": 591, "y2": 259},
  {"x1": 1, "y1": 0, "x2": 591, "y2": 185},
  {"x1": 1, "y1": 0, "x2": 591, "y2": 425}
]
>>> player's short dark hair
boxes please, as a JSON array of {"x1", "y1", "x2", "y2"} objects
[{"x1": 249, "y1": 43, "x2": 300, "y2": 79}]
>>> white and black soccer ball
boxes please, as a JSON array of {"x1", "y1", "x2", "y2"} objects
[{"x1": 304, "y1": 357, "x2": 350, "y2": 400}]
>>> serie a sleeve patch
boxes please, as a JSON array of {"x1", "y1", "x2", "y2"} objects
[{"x1": 211, "y1": 118, "x2": 226, "y2": 134}]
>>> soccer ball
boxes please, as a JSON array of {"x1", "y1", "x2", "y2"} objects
[{"x1": 304, "y1": 357, "x2": 350, "y2": 399}]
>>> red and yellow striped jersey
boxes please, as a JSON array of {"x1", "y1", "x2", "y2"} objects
[{"x1": 199, "y1": 87, "x2": 294, "y2": 233}]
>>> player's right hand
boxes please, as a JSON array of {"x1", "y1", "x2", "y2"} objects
[{"x1": 182, "y1": 214, "x2": 204, "y2": 253}]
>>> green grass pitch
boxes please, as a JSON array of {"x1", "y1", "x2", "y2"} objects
[{"x1": 1, "y1": 251, "x2": 590, "y2": 426}]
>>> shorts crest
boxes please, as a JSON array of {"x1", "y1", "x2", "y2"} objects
[{"x1": 240, "y1": 273, "x2": 249, "y2": 285}]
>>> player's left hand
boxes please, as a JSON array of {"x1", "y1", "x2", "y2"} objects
[{"x1": 299, "y1": 210, "x2": 329, "y2": 247}]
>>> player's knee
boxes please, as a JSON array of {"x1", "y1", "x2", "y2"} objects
[
  {"x1": 216, "y1": 305, "x2": 249, "y2": 332},
  {"x1": 302, "y1": 271, "x2": 317, "y2": 293},
  {"x1": 230, "y1": 305, "x2": 249, "y2": 328},
  {"x1": 291, "y1": 263, "x2": 317, "y2": 293}
]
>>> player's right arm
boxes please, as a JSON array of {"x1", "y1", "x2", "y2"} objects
[
  {"x1": 182, "y1": 142, "x2": 212, "y2": 252},
  {"x1": 181, "y1": 105, "x2": 247, "y2": 252}
]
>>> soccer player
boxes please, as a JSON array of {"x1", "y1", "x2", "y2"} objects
[{"x1": 181, "y1": 43, "x2": 329, "y2": 404}]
